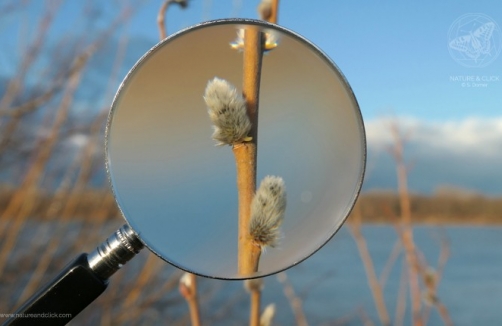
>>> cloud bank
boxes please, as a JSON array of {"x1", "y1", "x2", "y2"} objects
[{"x1": 363, "y1": 117, "x2": 502, "y2": 195}]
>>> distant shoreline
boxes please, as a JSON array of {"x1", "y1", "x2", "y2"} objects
[
  {"x1": 1, "y1": 186, "x2": 500, "y2": 225},
  {"x1": 353, "y1": 191, "x2": 502, "y2": 225}
]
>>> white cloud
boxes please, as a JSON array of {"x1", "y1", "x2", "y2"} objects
[
  {"x1": 363, "y1": 116, "x2": 502, "y2": 194},
  {"x1": 366, "y1": 116, "x2": 502, "y2": 156}
]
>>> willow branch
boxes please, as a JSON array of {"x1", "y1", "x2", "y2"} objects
[{"x1": 236, "y1": 27, "x2": 264, "y2": 276}]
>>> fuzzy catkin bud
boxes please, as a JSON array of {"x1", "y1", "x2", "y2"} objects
[
  {"x1": 250, "y1": 176, "x2": 286, "y2": 250},
  {"x1": 260, "y1": 303, "x2": 276, "y2": 326},
  {"x1": 230, "y1": 29, "x2": 278, "y2": 52},
  {"x1": 204, "y1": 77, "x2": 251, "y2": 146},
  {"x1": 257, "y1": 0, "x2": 272, "y2": 21},
  {"x1": 179, "y1": 272, "x2": 194, "y2": 299}
]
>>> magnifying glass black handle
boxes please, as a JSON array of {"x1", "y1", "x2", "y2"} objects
[
  {"x1": 3, "y1": 254, "x2": 107, "y2": 326},
  {"x1": 3, "y1": 225, "x2": 144, "y2": 326}
]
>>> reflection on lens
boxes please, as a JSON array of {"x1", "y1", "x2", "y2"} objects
[{"x1": 106, "y1": 19, "x2": 365, "y2": 279}]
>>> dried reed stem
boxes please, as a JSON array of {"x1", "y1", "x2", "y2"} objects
[
  {"x1": 0, "y1": 57, "x2": 85, "y2": 273},
  {"x1": 277, "y1": 272, "x2": 308, "y2": 326},
  {"x1": 157, "y1": 7, "x2": 200, "y2": 324},
  {"x1": 0, "y1": 1, "x2": 59, "y2": 114},
  {"x1": 436, "y1": 302, "x2": 453, "y2": 326},
  {"x1": 394, "y1": 260, "x2": 408, "y2": 326},
  {"x1": 11, "y1": 34, "x2": 127, "y2": 305},
  {"x1": 422, "y1": 233, "x2": 452, "y2": 326},
  {"x1": 379, "y1": 240, "x2": 402, "y2": 289},
  {"x1": 115, "y1": 254, "x2": 161, "y2": 323},
  {"x1": 349, "y1": 204, "x2": 391, "y2": 326},
  {"x1": 235, "y1": 27, "x2": 264, "y2": 275},
  {"x1": 389, "y1": 122, "x2": 423, "y2": 326}
]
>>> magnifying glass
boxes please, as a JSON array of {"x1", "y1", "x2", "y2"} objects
[{"x1": 4, "y1": 18, "x2": 365, "y2": 325}]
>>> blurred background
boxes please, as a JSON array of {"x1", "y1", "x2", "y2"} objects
[{"x1": 0, "y1": 1, "x2": 500, "y2": 325}]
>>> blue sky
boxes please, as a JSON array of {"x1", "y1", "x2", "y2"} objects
[
  {"x1": 2, "y1": 0, "x2": 501, "y2": 194},
  {"x1": 4, "y1": 0, "x2": 501, "y2": 122},
  {"x1": 122, "y1": 0, "x2": 502, "y2": 122},
  {"x1": 120, "y1": 0, "x2": 502, "y2": 194}
]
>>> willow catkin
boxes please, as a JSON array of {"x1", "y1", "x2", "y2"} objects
[
  {"x1": 250, "y1": 176, "x2": 286, "y2": 250},
  {"x1": 230, "y1": 29, "x2": 278, "y2": 52},
  {"x1": 204, "y1": 77, "x2": 251, "y2": 146}
]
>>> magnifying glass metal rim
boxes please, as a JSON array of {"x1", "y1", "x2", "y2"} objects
[{"x1": 105, "y1": 18, "x2": 367, "y2": 280}]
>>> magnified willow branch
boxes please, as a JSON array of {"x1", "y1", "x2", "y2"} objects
[
  {"x1": 203, "y1": 27, "x2": 286, "y2": 276},
  {"x1": 204, "y1": 77, "x2": 287, "y2": 274}
]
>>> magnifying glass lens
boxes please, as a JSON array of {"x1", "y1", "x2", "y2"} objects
[{"x1": 107, "y1": 20, "x2": 365, "y2": 279}]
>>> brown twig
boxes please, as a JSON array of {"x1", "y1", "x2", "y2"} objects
[
  {"x1": 269, "y1": 0, "x2": 279, "y2": 24},
  {"x1": 157, "y1": 4, "x2": 202, "y2": 323},
  {"x1": 0, "y1": 1, "x2": 60, "y2": 114},
  {"x1": 250, "y1": 289, "x2": 260, "y2": 326},
  {"x1": 0, "y1": 52, "x2": 86, "y2": 273},
  {"x1": 179, "y1": 272, "x2": 202, "y2": 326},
  {"x1": 9, "y1": 30, "x2": 129, "y2": 306},
  {"x1": 348, "y1": 204, "x2": 391, "y2": 326},
  {"x1": 388, "y1": 121, "x2": 423, "y2": 326},
  {"x1": 257, "y1": 0, "x2": 279, "y2": 23},
  {"x1": 157, "y1": 0, "x2": 188, "y2": 40},
  {"x1": 422, "y1": 231, "x2": 452, "y2": 326},
  {"x1": 244, "y1": 278, "x2": 263, "y2": 326},
  {"x1": 121, "y1": 254, "x2": 162, "y2": 319},
  {"x1": 277, "y1": 272, "x2": 308, "y2": 326},
  {"x1": 358, "y1": 307, "x2": 375, "y2": 326},
  {"x1": 235, "y1": 27, "x2": 264, "y2": 275},
  {"x1": 394, "y1": 260, "x2": 408, "y2": 326},
  {"x1": 379, "y1": 240, "x2": 402, "y2": 289}
]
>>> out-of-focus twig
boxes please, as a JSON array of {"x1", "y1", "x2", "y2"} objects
[
  {"x1": 116, "y1": 254, "x2": 162, "y2": 323},
  {"x1": 12, "y1": 33, "x2": 130, "y2": 306},
  {"x1": 421, "y1": 231, "x2": 452, "y2": 326},
  {"x1": 179, "y1": 272, "x2": 202, "y2": 326},
  {"x1": 379, "y1": 240, "x2": 402, "y2": 289},
  {"x1": 0, "y1": 50, "x2": 87, "y2": 274},
  {"x1": 157, "y1": 0, "x2": 188, "y2": 40},
  {"x1": 388, "y1": 121, "x2": 423, "y2": 326},
  {"x1": 394, "y1": 260, "x2": 408, "y2": 326},
  {"x1": 257, "y1": 0, "x2": 279, "y2": 23},
  {"x1": 0, "y1": 1, "x2": 61, "y2": 114},
  {"x1": 277, "y1": 272, "x2": 308, "y2": 326},
  {"x1": 244, "y1": 278, "x2": 263, "y2": 326},
  {"x1": 358, "y1": 307, "x2": 375, "y2": 326},
  {"x1": 348, "y1": 204, "x2": 391, "y2": 326}
]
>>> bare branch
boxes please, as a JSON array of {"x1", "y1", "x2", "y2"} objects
[
  {"x1": 0, "y1": 1, "x2": 62, "y2": 112},
  {"x1": 277, "y1": 272, "x2": 309, "y2": 326},
  {"x1": 348, "y1": 204, "x2": 391, "y2": 326},
  {"x1": 157, "y1": 0, "x2": 188, "y2": 40}
]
